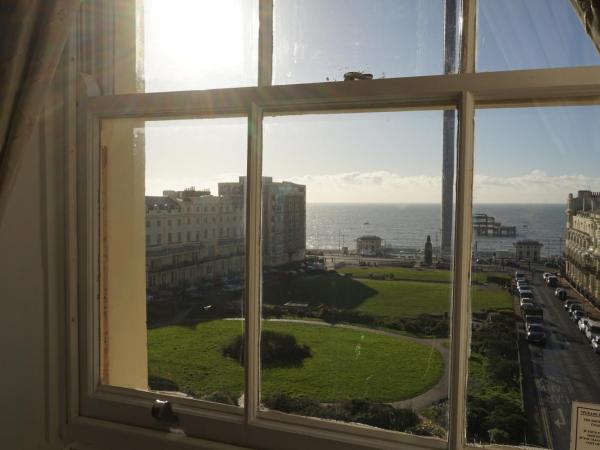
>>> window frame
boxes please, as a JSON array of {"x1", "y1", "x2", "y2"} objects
[{"x1": 65, "y1": 1, "x2": 600, "y2": 450}]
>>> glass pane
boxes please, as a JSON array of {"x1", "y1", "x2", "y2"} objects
[
  {"x1": 128, "y1": 0, "x2": 258, "y2": 93},
  {"x1": 260, "y1": 110, "x2": 456, "y2": 438},
  {"x1": 468, "y1": 106, "x2": 600, "y2": 448},
  {"x1": 477, "y1": 0, "x2": 600, "y2": 72},
  {"x1": 100, "y1": 117, "x2": 247, "y2": 408},
  {"x1": 273, "y1": 0, "x2": 456, "y2": 85}
]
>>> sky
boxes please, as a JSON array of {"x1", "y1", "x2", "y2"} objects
[{"x1": 140, "y1": 0, "x2": 600, "y2": 203}]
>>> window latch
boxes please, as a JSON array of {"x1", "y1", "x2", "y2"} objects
[{"x1": 151, "y1": 399, "x2": 179, "y2": 426}]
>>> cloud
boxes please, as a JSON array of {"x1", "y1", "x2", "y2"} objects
[
  {"x1": 287, "y1": 169, "x2": 600, "y2": 203},
  {"x1": 474, "y1": 170, "x2": 600, "y2": 203},
  {"x1": 286, "y1": 171, "x2": 442, "y2": 203},
  {"x1": 147, "y1": 169, "x2": 600, "y2": 203}
]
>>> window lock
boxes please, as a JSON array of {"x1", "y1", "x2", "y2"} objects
[{"x1": 151, "y1": 399, "x2": 179, "y2": 426}]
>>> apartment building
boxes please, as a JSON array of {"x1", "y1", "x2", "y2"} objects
[
  {"x1": 565, "y1": 190, "x2": 600, "y2": 302},
  {"x1": 146, "y1": 178, "x2": 306, "y2": 288}
]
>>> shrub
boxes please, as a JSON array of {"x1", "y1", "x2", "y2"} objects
[
  {"x1": 201, "y1": 391, "x2": 239, "y2": 406},
  {"x1": 263, "y1": 393, "x2": 420, "y2": 433},
  {"x1": 148, "y1": 375, "x2": 179, "y2": 392},
  {"x1": 222, "y1": 330, "x2": 312, "y2": 368}
]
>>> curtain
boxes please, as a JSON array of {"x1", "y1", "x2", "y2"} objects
[
  {"x1": 570, "y1": 0, "x2": 600, "y2": 53},
  {"x1": 0, "y1": 0, "x2": 81, "y2": 223}
]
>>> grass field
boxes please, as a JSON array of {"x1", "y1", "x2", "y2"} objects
[
  {"x1": 337, "y1": 266, "x2": 453, "y2": 283},
  {"x1": 336, "y1": 266, "x2": 510, "y2": 284},
  {"x1": 264, "y1": 272, "x2": 512, "y2": 318},
  {"x1": 148, "y1": 320, "x2": 444, "y2": 403}
]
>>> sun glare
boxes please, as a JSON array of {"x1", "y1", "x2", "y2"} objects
[{"x1": 143, "y1": 0, "x2": 256, "y2": 91}]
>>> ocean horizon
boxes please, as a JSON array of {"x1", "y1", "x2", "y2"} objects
[{"x1": 306, "y1": 203, "x2": 566, "y2": 257}]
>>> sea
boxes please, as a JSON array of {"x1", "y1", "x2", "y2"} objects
[{"x1": 306, "y1": 203, "x2": 566, "y2": 257}]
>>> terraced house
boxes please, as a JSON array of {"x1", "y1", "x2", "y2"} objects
[
  {"x1": 146, "y1": 178, "x2": 306, "y2": 288},
  {"x1": 565, "y1": 190, "x2": 600, "y2": 302}
]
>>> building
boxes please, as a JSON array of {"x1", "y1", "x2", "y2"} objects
[
  {"x1": 514, "y1": 240, "x2": 543, "y2": 262},
  {"x1": 473, "y1": 213, "x2": 516, "y2": 237},
  {"x1": 356, "y1": 235, "x2": 383, "y2": 256},
  {"x1": 565, "y1": 191, "x2": 600, "y2": 302},
  {"x1": 146, "y1": 179, "x2": 306, "y2": 289},
  {"x1": 219, "y1": 177, "x2": 306, "y2": 267}
]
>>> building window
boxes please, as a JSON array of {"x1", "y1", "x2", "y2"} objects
[{"x1": 77, "y1": 2, "x2": 600, "y2": 450}]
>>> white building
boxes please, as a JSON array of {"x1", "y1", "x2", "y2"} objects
[
  {"x1": 514, "y1": 240, "x2": 543, "y2": 263},
  {"x1": 565, "y1": 190, "x2": 600, "y2": 302},
  {"x1": 356, "y1": 235, "x2": 383, "y2": 256},
  {"x1": 146, "y1": 178, "x2": 306, "y2": 289}
]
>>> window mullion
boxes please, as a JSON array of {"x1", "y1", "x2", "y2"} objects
[
  {"x1": 460, "y1": 0, "x2": 477, "y2": 74},
  {"x1": 244, "y1": 103, "x2": 264, "y2": 422},
  {"x1": 448, "y1": 91, "x2": 475, "y2": 450},
  {"x1": 258, "y1": 0, "x2": 273, "y2": 86}
]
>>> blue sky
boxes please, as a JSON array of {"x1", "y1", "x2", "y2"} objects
[{"x1": 142, "y1": 0, "x2": 600, "y2": 203}]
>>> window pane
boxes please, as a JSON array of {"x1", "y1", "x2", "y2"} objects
[
  {"x1": 273, "y1": 0, "x2": 456, "y2": 85},
  {"x1": 468, "y1": 106, "x2": 600, "y2": 448},
  {"x1": 100, "y1": 117, "x2": 247, "y2": 408},
  {"x1": 477, "y1": 0, "x2": 600, "y2": 72},
  {"x1": 127, "y1": 0, "x2": 258, "y2": 93},
  {"x1": 260, "y1": 110, "x2": 456, "y2": 438}
]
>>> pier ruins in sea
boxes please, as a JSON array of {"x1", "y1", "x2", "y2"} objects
[{"x1": 473, "y1": 213, "x2": 517, "y2": 237}]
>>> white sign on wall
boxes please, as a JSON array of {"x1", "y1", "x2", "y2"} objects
[{"x1": 571, "y1": 402, "x2": 600, "y2": 450}]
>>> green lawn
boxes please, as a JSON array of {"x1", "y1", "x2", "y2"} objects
[
  {"x1": 352, "y1": 280, "x2": 451, "y2": 317},
  {"x1": 338, "y1": 266, "x2": 453, "y2": 283},
  {"x1": 148, "y1": 320, "x2": 444, "y2": 403},
  {"x1": 264, "y1": 273, "x2": 512, "y2": 318},
  {"x1": 336, "y1": 267, "x2": 510, "y2": 284}
]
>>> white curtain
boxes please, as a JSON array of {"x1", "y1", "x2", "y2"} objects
[{"x1": 0, "y1": 0, "x2": 81, "y2": 222}]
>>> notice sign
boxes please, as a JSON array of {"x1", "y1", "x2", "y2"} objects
[{"x1": 571, "y1": 402, "x2": 600, "y2": 450}]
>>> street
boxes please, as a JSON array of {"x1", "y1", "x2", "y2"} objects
[{"x1": 519, "y1": 272, "x2": 600, "y2": 450}]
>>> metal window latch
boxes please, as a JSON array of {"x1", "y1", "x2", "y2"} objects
[{"x1": 151, "y1": 399, "x2": 179, "y2": 426}]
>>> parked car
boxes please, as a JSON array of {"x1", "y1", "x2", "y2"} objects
[
  {"x1": 585, "y1": 320, "x2": 600, "y2": 342},
  {"x1": 572, "y1": 310, "x2": 587, "y2": 322},
  {"x1": 526, "y1": 324, "x2": 546, "y2": 344},
  {"x1": 579, "y1": 317, "x2": 590, "y2": 333},
  {"x1": 521, "y1": 303, "x2": 541, "y2": 314},
  {"x1": 524, "y1": 315, "x2": 544, "y2": 327},
  {"x1": 555, "y1": 288, "x2": 567, "y2": 300},
  {"x1": 520, "y1": 297, "x2": 535, "y2": 308},
  {"x1": 592, "y1": 336, "x2": 600, "y2": 353},
  {"x1": 568, "y1": 303, "x2": 584, "y2": 315},
  {"x1": 564, "y1": 299, "x2": 580, "y2": 311},
  {"x1": 517, "y1": 283, "x2": 531, "y2": 292},
  {"x1": 519, "y1": 289, "x2": 534, "y2": 299},
  {"x1": 515, "y1": 271, "x2": 526, "y2": 279},
  {"x1": 546, "y1": 276, "x2": 559, "y2": 287}
]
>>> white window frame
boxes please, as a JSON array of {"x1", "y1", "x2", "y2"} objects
[{"x1": 63, "y1": 1, "x2": 600, "y2": 450}]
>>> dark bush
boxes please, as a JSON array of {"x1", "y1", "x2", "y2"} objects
[
  {"x1": 201, "y1": 391, "x2": 239, "y2": 406},
  {"x1": 222, "y1": 330, "x2": 312, "y2": 368},
  {"x1": 263, "y1": 393, "x2": 420, "y2": 432},
  {"x1": 148, "y1": 375, "x2": 179, "y2": 392}
]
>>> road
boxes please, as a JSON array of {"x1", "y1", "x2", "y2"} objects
[{"x1": 520, "y1": 272, "x2": 600, "y2": 450}]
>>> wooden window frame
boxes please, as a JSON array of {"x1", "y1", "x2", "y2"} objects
[{"x1": 63, "y1": 1, "x2": 600, "y2": 450}]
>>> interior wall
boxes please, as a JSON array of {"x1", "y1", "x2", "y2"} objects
[{"x1": 0, "y1": 126, "x2": 47, "y2": 449}]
